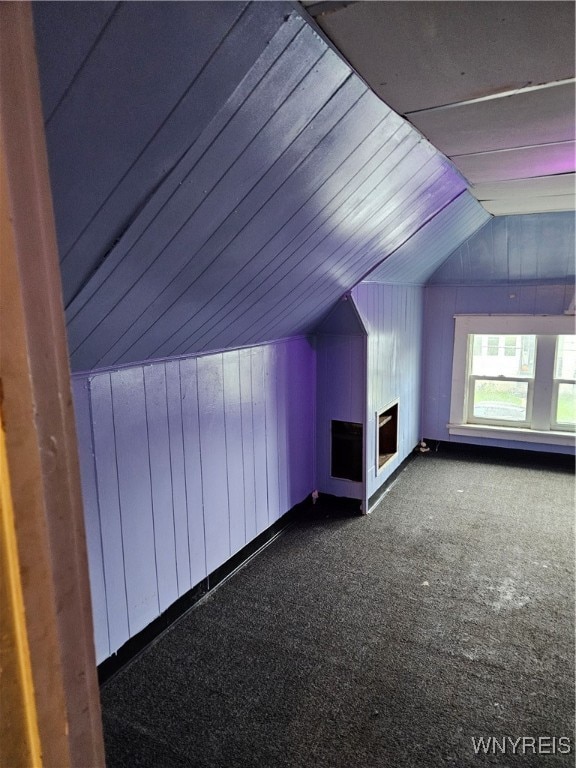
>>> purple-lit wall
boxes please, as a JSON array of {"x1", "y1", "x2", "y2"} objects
[
  {"x1": 422, "y1": 283, "x2": 575, "y2": 453},
  {"x1": 315, "y1": 333, "x2": 366, "y2": 501},
  {"x1": 352, "y1": 283, "x2": 424, "y2": 506},
  {"x1": 72, "y1": 337, "x2": 315, "y2": 663}
]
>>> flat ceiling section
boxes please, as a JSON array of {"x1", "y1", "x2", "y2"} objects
[
  {"x1": 472, "y1": 172, "x2": 576, "y2": 216},
  {"x1": 314, "y1": 2, "x2": 575, "y2": 114},
  {"x1": 481, "y1": 196, "x2": 576, "y2": 217},
  {"x1": 310, "y1": 1, "x2": 576, "y2": 216},
  {"x1": 409, "y1": 82, "x2": 575, "y2": 157},
  {"x1": 34, "y1": 2, "x2": 467, "y2": 370},
  {"x1": 471, "y1": 174, "x2": 576, "y2": 201},
  {"x1": 454, "y1": 142, "x2": 576, "y2": 184}
]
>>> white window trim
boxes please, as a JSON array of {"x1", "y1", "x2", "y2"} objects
[{"x1": 448, "y1": 315, "x2": 576, "y2": 447}]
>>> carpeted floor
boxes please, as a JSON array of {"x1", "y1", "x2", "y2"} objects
[{"x1": 101, "y1": 450, "x2": 575, "y2": 767}]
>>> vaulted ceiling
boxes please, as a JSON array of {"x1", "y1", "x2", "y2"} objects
[
  {"x1": 34, "y1": 1, "x2": 470, "y2": 370},
  {"x1": 32, "y1": 1, "x2": 575, "y2": 371}
]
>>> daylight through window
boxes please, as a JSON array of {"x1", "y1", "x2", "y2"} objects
[{"x1": 449, "y1": 316, "x2": 576, "y2": 446}]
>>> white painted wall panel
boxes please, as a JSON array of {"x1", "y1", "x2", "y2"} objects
[{"x1": 73, "y1": 338, "x2": 315, "y2": 658}]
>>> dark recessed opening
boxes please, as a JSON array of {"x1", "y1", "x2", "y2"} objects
[
  {"x1": 378, "y1": 403, "x2": 398, "y2": 470},
  {"x1": 331, "y1": 420, "x2": 363, "y2": 482}
]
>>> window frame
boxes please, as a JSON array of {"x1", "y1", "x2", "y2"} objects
[
  {"x1": 551, "y1": 335, "x2": 576, "y2": 431},
  {"x1": 448, "y1": 315, "x2": 575, "y2": 446}
]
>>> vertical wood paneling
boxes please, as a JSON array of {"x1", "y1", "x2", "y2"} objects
[
  {"x1": 142, "y1": 364, "x2": 179, "y2": 612},
  {"x1": 89, "y1": 373, "x2": 129, "y2": 651},
  {"x1": 264, "y1": 345, "x2": 281, "y2": 524},
  {"x1": 222, "y1": 351, "x2": 246, "y2": 556},
  {"x1": 429, "y1": 212, "x2": 574, "y2": 285},
  {"x1": 197, "y1": 356, "x2": 230, "y2": 574},
  {"x1": 165, "y1": 361, "x2": 191, "y2": 595},
  {"x1": 315, "y1": 332, "x2": 366, "y2": 499},
  {"x1": 71, "y1": 378, "x2": 109, "y2": 663},
  {"x1": 110, "y1": 368, "x2": 158, "y2": 634},
  {"x1": 284, "y1": 338, "x2": 315, "y2": 506},
  {"x1": 73, "y1": 337, "x2": 315, "y2": 659},
  {"x1": 274, "y1": 342, "x2": 290, "y2": 518},
  {"x1": 179, "y1": 358, "x2": 207, "y2": 587},
  {"x1": 352, "y1": 282, "x2": 424, "y2": 502},
  {"x1": 250, "y1": 347, "x2": 270, "y2": 535},
  {"x1": 238, "y1": 349, "x2": 257, "y2": 543}
]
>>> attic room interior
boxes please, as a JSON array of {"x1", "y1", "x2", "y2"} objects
[{"x1": 0, "y1": 1, "x2": 574, "y2": 766}]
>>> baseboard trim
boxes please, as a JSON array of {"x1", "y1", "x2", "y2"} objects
[{"x1": 98, "y1": 496, "x2": 311, "y2": 686}]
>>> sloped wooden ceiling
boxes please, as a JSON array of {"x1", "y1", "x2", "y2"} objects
[
  {"x1": 361, "y1": 191, "x2": 491, "y2": 285},
  {"x1": 428, "y1": 212, "x2": 576, "y2": 285},
  {"x1": 34, "y1": 1, "x2": 467, "y2": 371}
]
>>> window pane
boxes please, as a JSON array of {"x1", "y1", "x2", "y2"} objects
[
  {"x1": 556, "y1": 382, "x2": 576, "y2": 425},
  {"x1": 555, "y1": 335, "x2": 576, "y2": 380},
  {"x1": 472, "y1": 380, "x2": 528, "y2": 422},
  {"x1": 504, "y1": 336, "x2": 516, "y2": 356},
  {"x1": 470, "y1": 335, "x2": 535, "y2": 377},
  {"x1": 487, "y1": 336, "x2": 499, "y2": 356}
]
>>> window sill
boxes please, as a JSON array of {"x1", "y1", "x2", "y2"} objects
[{"x1": 447, "y1": 423, "x2": 575, "y2": 446}]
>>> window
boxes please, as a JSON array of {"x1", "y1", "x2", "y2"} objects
[
  {"x1": 504, "y1": 336, "x2": 517, "y2": 356},
  {"x1": 449, "y1": 316, "x2": 576, "y2": 446},
  {"x1": 468, "y1": 334, "x2": 535, "y2": 426},
  {"x1": 553, "y1": 335, "x2": 576, "y2": 429},
  {"x1": 486, "y1": 336, "x2": 499, "y2": 356}
]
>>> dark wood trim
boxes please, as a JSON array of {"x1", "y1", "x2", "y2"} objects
[{"x1": 0, "y1": 4, "x2": 105, "y2": 765}]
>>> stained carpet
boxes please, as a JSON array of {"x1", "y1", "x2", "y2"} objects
[{"x1": 101, "y1": 449, "x2": 575, "y2": 767}]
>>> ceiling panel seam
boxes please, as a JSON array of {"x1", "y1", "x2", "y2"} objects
[
  {"x1": 219, "y1": 168, "x2": 462, "y2": 349},
  {"x1": 98, "y1": 72, "x2": 367, "y2": 367},
  {"x1": 166, "y1": 115, "x2": 412, "y2": 355},
  {"x1": 174, "y1": 138, "x2": 443, "y2": 354},
  {"x1": 59, "y1": 1, "x2": 257, "y2": 285},
  {"x1": 65, "y1": 12, "x2": 306, "y2": 327},
  {"x1": 403, "y1": 77, "x2": 576, "y2": 116},
  {"x1": 450, "y1": 139, "x2": 576, "y2": 159},
  {"x1": 44, "y1": 1, "x2": 122, "y2": 126},
  {"x1": 68, "y1": 20, "x2": 323, "y2": 360},
  {"x1": 80, "y1": 43, "x2": 364, "y2": 370},
  {"x1": 355, "y1": 188, "x2": 470, "y2": 284},
  {"x1": 142, "y1": 89, "x2": 394, "y2": 360}
]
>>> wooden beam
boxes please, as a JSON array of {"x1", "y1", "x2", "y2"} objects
[{"x1": 0, "y1": 3, "x2": 105, "y2": 766}]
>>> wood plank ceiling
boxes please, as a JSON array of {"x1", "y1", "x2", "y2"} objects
[
  {"x1": 33, "y1": 1, "x2": 470, "y2": 370},
  {"x1": 305, "y1": 1, "x2": 576, "y2": 216}
]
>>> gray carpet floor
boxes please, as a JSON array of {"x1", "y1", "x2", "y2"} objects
[{"x1": 101, "y1": 450, "x2": 575, "y2": 767}]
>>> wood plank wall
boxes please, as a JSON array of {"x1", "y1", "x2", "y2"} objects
[
  {"x1": 352, "y1": 284, "x2": 424, "y2": 503},
  {"x1": 72, "y1": 338, "x2": 315, "y2": 663}
]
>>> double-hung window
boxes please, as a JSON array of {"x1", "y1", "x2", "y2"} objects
[
  {"x1": 467, "y1": 334, "x2": 535, "y2": 427},
  {"x1": 449, "y1": 316, "x2": 575, "y2": 446},
  {"x1": 552, "y1": 335, "x2": 576, "y2": 429}
]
